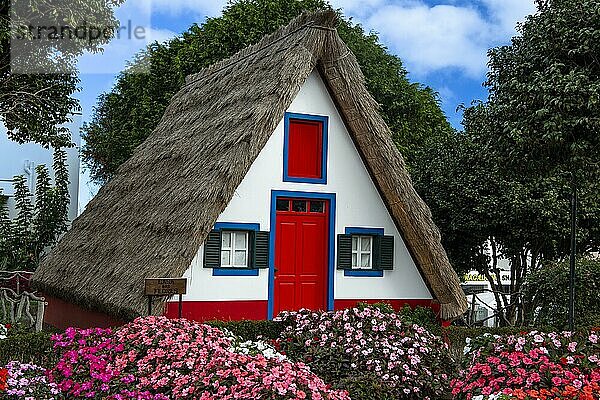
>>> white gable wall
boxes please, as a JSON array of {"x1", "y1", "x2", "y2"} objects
[{"x1": 181, "y1": 71, "x2": 432, "y2": 303}]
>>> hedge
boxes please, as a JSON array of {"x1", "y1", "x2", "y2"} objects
[
  {"x1": 0, "y1": 331, "x2": 56, "y2": 367},
  {"x1": 206, "y1": 319, "x2": 286, "y2": 340}
]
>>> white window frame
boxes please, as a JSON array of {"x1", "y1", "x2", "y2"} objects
[
  {"x1": 351, "y1": 235, "x2": 373, "y2": 270},
  {"x1": 220, "y1": 230, "x2": 249, "y2": 268}
]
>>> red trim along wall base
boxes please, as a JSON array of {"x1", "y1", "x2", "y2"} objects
[
  {"x1": 43, "y1": 294, "x2": 125, "y2": 330},
  {"x1": 164, "y1": 300, "x2": 268, "y2": 322},
  {"x1": 164, "y1": 299, "x2": 440, "y2": 323}
]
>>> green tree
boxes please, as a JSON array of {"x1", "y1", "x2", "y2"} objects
[
  {"x1": 0, "y1": 149, "x2": 70, "y2": 271},
  {"x1": 82, "y1": 0, "x2": 452, "y2": 184},
  {"x1": 415, "y1": 0, "x2": 600, "y2": 327},
  {"x1": 412, "y1": 102, "x2": 600, "y2": 326},
  {"x1": 0, "y1": 0, "x2": 124, "y2": 147},
  {"x1": 484, "y1": 0, "x2": 600, "y2": 179},
  {"x1": 477, "y1": 0, "x2": 600, "y2": 327},
  {"x1": 523, "y1": 257, "x2": 600, "y2": 328}
]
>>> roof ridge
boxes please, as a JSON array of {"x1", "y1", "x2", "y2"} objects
[{"x1": 184, "y1": 10, "x2": 337, "y2": 86}]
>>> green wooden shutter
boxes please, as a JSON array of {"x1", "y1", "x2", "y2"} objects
[
  {"x1": 247, "y1": 230, "x2": 256, "y2": 268},
  {"x1": 374, "y1": 235, "x2": 394, "y2": 270},
  {"x1": 337, "y1": 234, "x2": 353, "y2": 269},
  {"x1": 203, "y1": 230, "x2": 221, "y2": 268},
  {"x1": 254, "y1": 231, "x2": 270, "y2": 268}
]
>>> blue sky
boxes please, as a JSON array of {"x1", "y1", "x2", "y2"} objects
[{"x1": 75, "y1": 0, "x2": 537, "y2": 204}]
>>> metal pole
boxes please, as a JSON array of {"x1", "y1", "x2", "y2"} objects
[
  {"x1": 568, "y1": 179, "x2": 577, "y2": 331},
  {"x1": 470, "y1": 295, "x2": 476, "y2": 326},
  {"x1": 178, "y1": 294, "x2": 183, "y2": 319},
  {"x1": 147, "y1": 296, "x2": 152, "y2": 316}
]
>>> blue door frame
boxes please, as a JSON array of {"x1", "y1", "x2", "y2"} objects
[{"x1": 268, "y1": 190, "x2": 336, "y2": 319}]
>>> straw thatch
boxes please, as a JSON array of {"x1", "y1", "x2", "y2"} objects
[{"x1": 33, "y1": 10, "x2": 467, "y2": 320}]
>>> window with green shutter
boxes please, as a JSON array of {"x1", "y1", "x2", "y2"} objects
[
  {"x1": 203, "y1": 223, "x2": 269, "y2": 275},
  {"x1": 337, "y1": 228, "x2": 394, "y2": 275}
]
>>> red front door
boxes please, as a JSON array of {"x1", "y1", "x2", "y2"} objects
[{"x1": 274, "y1": 198, "x2": 329, "y2": 316}]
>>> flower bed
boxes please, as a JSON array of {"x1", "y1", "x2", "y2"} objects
[
  {"x1": 451, "y1": 330, "x2": 600, "y2": 400},
  {"x1": 46, "y1": 316, "x2": 350, "y2": 399},
  {"x1": 275, "y1": 305, "x2": 454, "y2": 399},
  {"x1": 1, "y1": 361, "x2": 58, "y2": 399},
  {"x1": 2, "y1": 307, "x2": 599, "y2": 400}
]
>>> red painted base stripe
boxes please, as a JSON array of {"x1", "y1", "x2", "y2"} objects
[
  {"x1": 43, "y1": 297, "x2": 443, "y2": 330},
  {"x1": 43, "y1": 294, "x2": 125, "y2": 330},
  {"x1": 163, "y1": 299, "x2": 441, "y2": 323},
  {"x1": 164, "y1": 300, "x2": 268, "y2": 322}
]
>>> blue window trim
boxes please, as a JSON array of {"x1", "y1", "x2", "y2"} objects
[
  {"x1": 283, "y1": 112, "x2": 329, "y2": 184},
  {"x1": 268, "y1": 190, "x2": 336, "y2": 319},
  {"x1": 213, "y1": 222, "x2": 260, "y2": 231},
  {"x1": 343, "y1": 227, "x2": 385, "y2": 277},
  {"x1": 213, "y1": 268, "x2": 259, "y2": 277},
  {"x1": 212, "y1": 222, "x2": 260, "y2": 276}
]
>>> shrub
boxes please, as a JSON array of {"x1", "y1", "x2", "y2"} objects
[
  {"x1": 0, "y1": 330, "x2": 55, "y2": 367},
  {"x1": 523, "y1": 257, "x2": 600, "y2": 328},
  {"x1": 397, "y1": 305, "x2": 442, "y2": 336},
  {"x1": 48, "y1": 316, "x2": 350, "y2": 399},
  {"x1": 451, "y1": 329, "x2": 600, "y2": 400},
  {"x1": 206, "y1": 319, "x2": 286, "y2": 341},
  {"x1": 275, "y1": 306, "x2": 454, "y2": 399}
]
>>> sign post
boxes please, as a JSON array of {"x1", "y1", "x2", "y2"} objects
[{"x1": 144, "y1": 278, "x2": 187, "y2": 318}]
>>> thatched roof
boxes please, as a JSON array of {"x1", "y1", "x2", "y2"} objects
[{"x1": 33, "y1": 11, "x2": 467, "y2": 320}]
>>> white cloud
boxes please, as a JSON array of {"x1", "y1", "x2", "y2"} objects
[
  {"x1": 339, "y1": 0, "x2": 536, "y2": 78},
  {"x1": 75, "y1": 1, "x2": 178, "y2": 74},
  {"x1": 367, "y1": 3, "x2": 490, "y2": 77},
  {"x1": 482, "y1": 0, "x2": 537, "y2": 35},
  {"x1": 331, "y1": 0, "x2": 388, "y2": 18}
]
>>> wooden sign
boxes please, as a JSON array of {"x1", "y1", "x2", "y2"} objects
[{"x1": 144, "y1": 278, "x2": 187, "y2": 296}]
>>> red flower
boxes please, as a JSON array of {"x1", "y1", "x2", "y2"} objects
[{"x1": 0, "y1": 368, "x2": 8, "y2": 391}]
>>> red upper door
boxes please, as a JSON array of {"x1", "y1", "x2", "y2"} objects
[
  {"x1": 273, "y1": 199, "x2": 329, "y2": 315},
  {"x1": 287, "y1": 119, "x2": 323, "y2": 179}
]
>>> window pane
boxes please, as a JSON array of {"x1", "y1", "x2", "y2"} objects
[
  {"x1": 352, "y1": 253, "x2": 357, "y2": 268},
  {"x1": 351, "y1": 237, "x2": 358, "y2": 251},
  {"x1": 234, "y1": 232, "x2": 247, "y2": 250},
  {"x1": 292, "y1": 200, "x2": 307, "y2": 212},
  {"x1": 234, "y1": 250, "x2": 247, "y2": 266},
  {"x1": 221, "y1": 232, "x2": 231, "y2": 248},
  {"x1": 361, "y1": 236, "x2": 371, "y2": 251},
  {"x1": 221, "y1": 250, "x2": 230, "y2": 266},
  {"x1": 310, "y1": 201, "x2": 324, "y2": 213},
  {"x1": 361, "y1": 254, "x2": 371, "y2": 268},
  {"x1": 276, "y1": 199, "x2": 290, "y2": 211}
]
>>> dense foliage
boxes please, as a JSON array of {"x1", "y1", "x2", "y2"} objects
[
  {"x1": 81, "y1": 0, "x2": 451, "y2": 184},
  {"x1": 483, "y1": 0, "x2": 600, "y2": 181},
  {"x1": 275, "y1": 305, "x2": 454, "y2": 399},
  {"x1": 206, "y1": 318, "x2": 287, "y2": 341},
  {"x1": 0, "y1": 330, "x2": 56, "y2": 367},
  {"x1": 451, "y1": 330, "x2": 600, "y2": 400},
  {"x1": 412, "y1": 0, "x2": 600, "y2": 326},
  {"x1": 0, "y1": 150, "x2": 70, "y2": 271},
  {"x1": 0, "y1": 0, "x2": 123, "y2": 147},
  {"x1": 523, "y1": 257, "x2": 600, "y2": 328}
]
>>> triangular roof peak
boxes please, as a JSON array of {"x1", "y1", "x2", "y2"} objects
[{"x1": 34, "y1": 11, "x2": 467, "y2": 320}]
